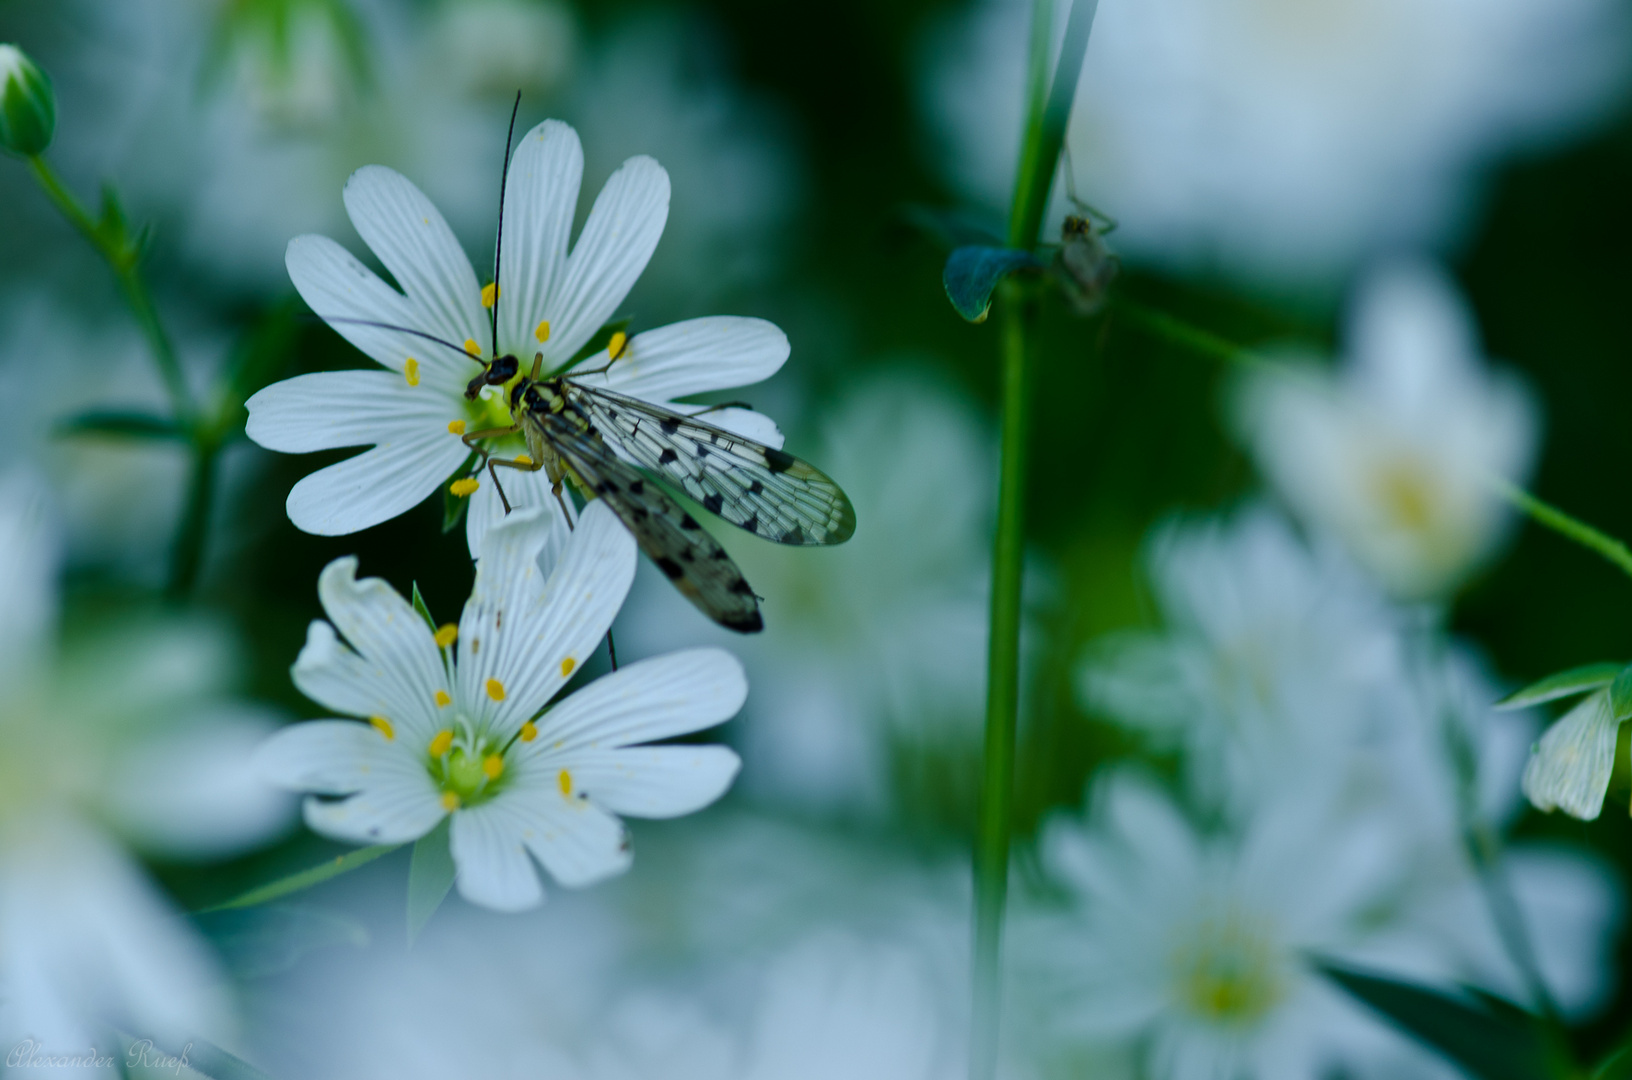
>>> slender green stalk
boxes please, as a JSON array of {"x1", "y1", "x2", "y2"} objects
[
  {"x1": 168, "y1": 442, "x2": 218, "y2": 599},
  {"x1": 1490, "y1": 477, "x2": 1632, "y2": 583},
  {"x1": 1112, "y1": 296, "x2": 1269, "y2": 370},
  {"x1": 971, "y1": 281, "x2": 1032, "y2": 1079}
]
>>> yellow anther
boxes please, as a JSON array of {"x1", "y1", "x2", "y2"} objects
[
  {"x1": 482, "y1": 753, "x2": 504, "y2": 780},
  {"x1": 404, "y1": 357, "x2": 420, "y2": 387},
  {"x1": 520, "y1": 721, "x2": 538, "y2": 742},
  {"x1": 441, "y1": 791, "x2": 461, "y2": 811},
  {"x1": 560, "y1": 656, "x2": 576, "y2": 678},
  {"x1": 534, "y1": 319, "x2": 551, "y2": 343},
  {"x1": 434, "y1": 623, "x2": 458, "y2": 649},
  {"x1": 435, "y1": 689, "x2": 452, "y2": 708},
  {"x1": 607, "y1": 330, "x2": 628, "y2": 360},
  {"x1": 450, "y1": 477, "x2": 480, "y2": 497},
  {"x1": 558, "y1": 769, "x2": 573, "y2": 796},
  {"x1": 429, "y1": 730, "x2": 454, "y2": 757},
  {"x1": 368, "y1": 716, "x2": 394, "y2": 740},
  {"x1": 463, "y1": 338, "x2": 481, "y2": 357},
  {"x1": 448, "y1": 420, "x2": 466, "y2": 435},
  {"x1": 481, "y1": 282, "x2": 499, "y2": 308},
  {"x1": 514, "y1": 454, "x2": 533, "y2": 467},
  {"x1": 486, "y1": 678, "x2": 506, "y2": 701}
]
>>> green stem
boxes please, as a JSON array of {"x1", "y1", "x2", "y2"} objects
[
  {"x1": 971, "y1": 281, "x2": 1032, "y2": 1080},
  {"x1": 1490, "y1": 477, "x2": 1632, "y2": 583},
  {"x1": 167, "y1": 442, "x2": 219, "y2": 599},
  {"x1": 26, "y1": 155, "x2": 196, "y2": 423},
  {"x1": 1112, "y1": 296, "x2": 1269, "y2": 370}
]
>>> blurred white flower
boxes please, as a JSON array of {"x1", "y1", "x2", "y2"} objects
[
  {"x1": 257, "y1": 503, "x2": 744, "y2": 912},
  {"x1": 0, "y1": 471, "x2": 291, "y2": 1051},
  {"x1": 1519, "y1": 686, "x2": 1621, "y2": 820},
  {"x1": 616, "y1": 372, "x2": 1009, "y2": 816},
  {"x1": 245, "y1": 119, "x2": 791, "y2": 554},
  {"x1": 921, "y1": 0, "x2": 1631, "y2": 285},
  {"x1": 1235, "y1": 262, "x2": 1539, "y2": 599},
  {"x1": 431, "y1": 0, "x2": 579, "y2": 103},
  {"x1": 1022, "y1": 771, "x2": 1444, "y2": 1080},
  {"x1": 1080, "y1": 505, "x2": 1401, "y2": 814}
]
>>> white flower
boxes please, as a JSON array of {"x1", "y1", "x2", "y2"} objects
[
  {"x1": 0, "y1": 472, "x2": 292, "y2": 1050},
  {"x1": 245, "y1": 117, "x2": 791, "y2": 556},
  {"x1": 920, "y1": 0, "x2": 1630, "y2": 285},
  {"x1": 1021, "y1": 771, "x2": 1443, "y2": 1080},
  {"x1": 615, "y1": 373, "x2": 1015, "y2": 816},
  {"x1": 1235, "y1": 262, "x2": 1538, "y2": 599},
  {"x1": 1080, "y1": 505, "x2": 1401, "y2": 815},
  {"x1": 256, "y1": 501, "x2": 745, "y2": 912},
  {"x1": 1519, "y1": 687, "x2": 1622, "y2": 820}
]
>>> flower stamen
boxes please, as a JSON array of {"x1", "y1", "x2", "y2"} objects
[
  {"x1": 435, "y1": 689, "x2": 452, "y2": 708},
  {"x1": 434, "y1": 623, "x2": 458, "y2": 649},
  {"x1": 369, "y1": 716, "x2": 394, "y2": 740},
  {"x1": 404, "y1": 357, "x2": 420, "y2": 387},
  {"x1": 535, "y1": 319, "x2": 551, "y2": 343},
  {"x1": 486, "y1": 678, "x2": 506, "y2": 701},
  {"x1": 450, "y1": 478, "x2": 480, "y2": 497},
  {"x1": 429, "y1": 730, "x2": 454, "y2": 758},
  {"x1": 481, "y1": 282, "x2": 500, "y2": 308}
]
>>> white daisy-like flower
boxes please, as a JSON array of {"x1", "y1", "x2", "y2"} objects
[
  {"x1": 256, "y1": 500, "x2": 745, "y2": 912},
  {"x1": 0, "y1": 471, "x2": 292, "y2": 1051},
  {"x1": 245, "y1": 117, "x2": 790, "y2": 556},
  {"x1": 1234, "y1": 262, "x2": 1538, "y2": 599}
]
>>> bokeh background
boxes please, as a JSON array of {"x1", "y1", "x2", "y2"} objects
[{"x1": 3, "y1": 0, "x2": 1632, "y2": 1075}]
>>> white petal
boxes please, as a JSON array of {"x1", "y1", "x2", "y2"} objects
[
  {"x1": 285, "y1": 427, "x2": 469, "y2": 535},
  {"x1": 103, "y1": 709, "x2": 294, "y2": 859},
  {"x1": 528, "y1": 648, "x2": 747, "y2": 753},
  {"x1": 696, "y1": 406, "x2": 785, "y2": 448},
  {"x1": 450, "y1": 800, "x2": 545, "y2": 912},
  {"x1": 246, "y1": 370, "x2": 461, "y2": 453},
  {"x1": 555, "y1": 745, "x2": 740, "y2": 818},
  {"x1": 343, "y1": 166, "x2": 489, "y2": 361},
  {"x1": 463, "y1": 461, "x2": 576, "y2": 560},
  {"x1": 303, "y1": 781, "x2": 445, "y2": 846},
  {"x1": 1522, "y1": 690, "x2": 1619, "y2": 820},
  {"x1": 547, "y1": 156, "x2": 670, "y2": 359},
  {"x1": 255, "y1": 718, "x2": 400, "y2": 793},
  {"x1": 575, "y1": 316, "x2": 788, "y2": 400},
  {"x1": 456, "y1": 502, "x2": 636, "y2": 735},
  {"x1": 286, "y1": 234, "x2": 472, "y2": 390},
  {"x1": 497, "y1": 120, "x2": 583, "y2": 357},
  {"x1": 299, "y1": 557, "x2": 448, "y2": 740},
  {"x1": 506, "y1": 787, "x2": 633, "y2": 888}
]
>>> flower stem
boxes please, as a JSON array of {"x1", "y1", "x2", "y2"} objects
[
  {"x1": 1489, "y1": 477, "x2": 1632, "y2": 583},
  {"x1": 970, "y1": 2, "x2": 1100, "y2": 1076}
]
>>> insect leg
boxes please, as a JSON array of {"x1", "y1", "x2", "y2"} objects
[
  {"x1": 605, "y1": 629, "x2": 618, "y2": 671},
  {"x1": 487, "y1": 454, "x2": 545, "y2": 516}
]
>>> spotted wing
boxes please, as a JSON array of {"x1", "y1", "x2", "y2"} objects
[
  {"x1": 563, "y1": 382, "x2": 856, "y2": 546},
  {"x1": 531, "y1": 410, "x2": 764, "y2": 634}
]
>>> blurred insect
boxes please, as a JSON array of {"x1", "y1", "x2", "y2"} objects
[
  {"x1": 322, "y1": 95, "x2": 855, "y2": 634},
  {"x1": 1055, "y1": 153, "x2": 1120, "y2": 316}
]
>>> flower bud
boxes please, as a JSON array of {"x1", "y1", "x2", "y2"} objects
[{"x1": 0, "y1": 44, "x2": 55, "y2": 156}]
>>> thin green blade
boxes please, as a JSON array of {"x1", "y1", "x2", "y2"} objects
[
  {"x1": 197, "y1": 844, "x2": 400, "y2": 913},
  {"x1": 406, "y1": 816, "x2": 457, "y2": 944},
  {"x1": 1495, "y1": 663, "x2": 1623, "y2": 710}
]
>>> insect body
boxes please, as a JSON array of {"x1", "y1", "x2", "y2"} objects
[
  {"x1": 1056, "y1": 213, "x2": 1118, "y2": 316},
  {"x1": 462, "y1": 353, "x2": 856, "y2": 634}
]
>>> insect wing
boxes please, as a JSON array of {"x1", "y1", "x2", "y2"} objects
[
  {"x1": 563, "y1": 383, "x2": 856, "y2": 546},
  {"x1": 533, "y1": 410, "x2": 764, "y2": 634}
]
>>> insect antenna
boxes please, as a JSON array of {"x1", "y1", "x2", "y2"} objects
[
  {"x1": 491, "y1": 90, "x2": 522, "y2": 360},
  {"x1": 309, "y1": 315, "x2": 480, "y2": 363}
]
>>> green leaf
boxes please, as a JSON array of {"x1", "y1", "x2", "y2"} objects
[
  {"x1": 442, "y1": 450, "x2": 479, "y2": 534},
  {"x1": 1610, "y1": 665, "x2": 1632, "y2": 721},
  {"x1": 943, "y1": 245, "x2": 1043, "y2": 322},
  {"x1": 1495, "y1": 663, "x2": 1623, "y2": 710},
  {"x1": 562, "y1": 317, "x2": 633, "y2": 370},
  {"x1": 55, "y1": 409, "x2": 186, "y2": 441},
  {"x1": 197, "y1": 844, "x2": 399, "y2": 912},
  {"x1": 410, "y1": 581, "x2": 437, "y2": 634},
  {"x1": 119, "y1": 1031, "x2": 273, "y2": 1080},
  {"x1": 407, "y1": 816, "x2": 457, "y2": 943},
  {"x1": 893, "y1": 204, "x2": 1006, "y2": 250},
  {"x1": 1316, "y1": 960, "x2": 1552, "y2": 1080},
  {"x1": 1593, "y1": 1041, "x2": 1632, "y2": 1080},
  {"x1": 195, "y1": 904, "x2": 369, "y2": 979}
]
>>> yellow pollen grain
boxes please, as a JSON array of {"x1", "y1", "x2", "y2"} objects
[
  {"x1": 514, "y1": 454, "x2": 533, "y2": 467},
  {"x1": 404, "y1": 357, "x2": 420, "y2": 387},
  {"x1": 448, "y1": 420, "x2": 466, "y2": 435},
  {"x1": 441, "y1": 791, "x2": 460, "y2": 811},
  {"x1": 560, "y1": 656, "x2": 576, "y2": 678},
  {"x1": 483, "y1": 753, "x2": 504, "y2": 780},
  {"x1": 463, "y1": 338, "x2": 481, "y2": 357},
  {"x1": 368, "y1": 715, "x2": 394, "y2": 740},
  {"x1": 435, "y1": 689, "x2": 452, "y2": 708},
  {"x1": 520, "y1": 721, "x2": 538, "y2": 742},
  {"x1": 558, "y1": 768, "x2": 573, "y2": 796},
  {"x1": 607, "y1": 330, "x2": 629, "y2": 360},
  {"x1": 481, "y1": 282, "x2": 500, "y2": 308},
  {"x1": 486, "y1": 678, "x2": 506, "y2": 702},
  {"x1": 534, "y1": 319, "x2": 551, "y2": 343},
  {"x1": 429, "y1": 729, "x2": 454, "y2": 757},
  {"x1": 434, "y1": 623, "x2": 458, "y2": 648},
  {"x1": 450, "y1": 477, "x2": 480, "y2": 497}
]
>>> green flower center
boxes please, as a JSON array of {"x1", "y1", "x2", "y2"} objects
[
  {"x1": 426, "y1": 721, "x2": 511, "y2": 809},
  {"x1": 1170, "y1": 912, "x2": 1285, "y2": 1026}
]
